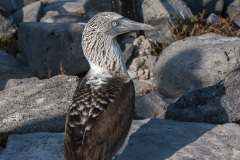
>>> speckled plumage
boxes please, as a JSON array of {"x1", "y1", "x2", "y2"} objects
[{"x1": 64, "y1": 12, "x2": 155, "y2": 160}]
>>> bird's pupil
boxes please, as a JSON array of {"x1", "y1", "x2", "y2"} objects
[{"x1": 112, "y1": 22, "x2": 116, "y2": 26}]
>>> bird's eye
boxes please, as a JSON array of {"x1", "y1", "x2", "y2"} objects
[{"x1": 112, "y1": 22, "x2": 117, "y2": 26}]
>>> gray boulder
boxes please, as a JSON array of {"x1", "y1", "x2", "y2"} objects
[
  {"x1": 0, "y1": 147, "x2": 3, "y2": 155},
  {"x1": 11, "y1": 1, "x2": 44, "y2": 25},
  {"x1": 135, "y1": 92, "x2": 167, "y2": 118},
  {"x1": 183, "y1": 0, "x2": 224, "y2": 16},
  {"x1": 225, "y1": 0, "x2": 240, "y2": 28},
  {"x1": 206, "y1": 13, "x2": 220, "y2": 24},
  {"x1": 153, "y1": 33, "x2": 240, "y2": 98},
  {"x1": 139, "y1": 0, "x2": 193, "y2": 43},
  {"x1": 40, "y1": 1, "x2": 88, "y2": 23},
  {"x1": 0, "y1": 132, "x2": 64, "y2": 160},
  {"x1": 18, "y1": 22, "x2": 89, "y2": 78},
  {"x1": 0, "y1": 50, "x2": 33, "y2": 91},
  {"x1": 2, "y1": 119, "x2": 240, "y2": 160},
  {"x1": 0, "y1": 75, "x2": 78, "y2": 135},
  {"x1": 0, "y1": 12, "x2": 16, "y2": 36},
  {"x1": 120, "y1": 119, "x2": 240, "y2": 160},
  {"x1": 166, "y1": 69, "x2": 240, "y2": 124},
  {"x1": 0, "y1": 0, "x2": 39, "y2": 13},
  {"x1": 84, "y1": 0, "x2": 135, "y2": 20},
  {"x1": 133, "y1": 80, "x2": 155, "y2": 96}
]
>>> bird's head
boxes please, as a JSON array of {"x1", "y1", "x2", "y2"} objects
[
  {"x1": 83, "y1": 12, "x2": 155, "y2": 37},
  {"x1": 82, "y1": 12, "x2": 155, "y2": 78}
]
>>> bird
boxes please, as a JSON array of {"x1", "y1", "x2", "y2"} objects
[{"x1": 64, "y1": 12, "x2": 155, "y2": 160}]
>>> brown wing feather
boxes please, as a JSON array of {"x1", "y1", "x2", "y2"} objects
[{"x1": 64, "y1": 76, "x2": 134, "y2": 160}]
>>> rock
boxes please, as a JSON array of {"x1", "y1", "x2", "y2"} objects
[
  {"x1": 0, "y1": 50, "x2": 33, "y2": 91},
  {"x1": 120, "y1": 119, "x2": 240, "y2": 160},
  {"x1": 120, "y1": 37, "x2": 135, "y2": 63},
  {"x1": 0, "y1": 132, "x2": 64, "y2": 160},
  {"x1": 225, "y1": 0, "x2": 240, "y2": 28},
  {"x1": 43, "y1": 1, "x2": 85, "y2": 15},
  {"x1": 18, "y1": 22, "x2": 89, "y2": 78},
  {"x1": 183, "y1": 0, "x2": 224, "y2": 16},
  {"x1": 135, "y1": 92, "x2": 167, "y2": 118},
  {"x1": 0, "y1": 147, "x2": 3, "y2": 155},
  {"x1": 2, "y1": 119, "x2": 240, "y2": 159},
  {"x1": 0, "y1": 0, "x2": 39, "y2": 13},
  {"x1": 139, "y1": 69, "x2": 149, "y2": 80},
  {"x1": 11, "y1": 1, "x2": 44, "y2": 25},
  {"x1": 140, "y1": 0, "x2": 193, "y2": 43},
  {"x1": 0, "y1": 12, "x2": 16, "y2": 36},
  {"x1": 128, "y1": 70, "x2": 138, "y2": 79},
  {"x1": 206, "y1": 13, "x2": 220, "y2": 24},
  {"x1": 123, "y1": 43, "x2": 134, "y2": 63},
  {"x1": 129, "y1": 57, "x2": 145, "y2": 72},
  {"x1": 166, "y1": 69, "x2": 240, "y2": 124},
  {"x1": 40, "y1": 1, "x2": 87, "y2": 23},
  {"x1": 133, "y1": 80, "x2": 155, "y2": 96},
  {"x1": 0, "y1": 75, "x2": 78, "y2": 135},
  {"x1": 137, "y1": 69, "x2": 144, "y2": 76},
  {"x1": 84, "y1": 0, "x2": 136, "y2": 20},
  {"x1": 145, "y1": 55, "x2": 158, "y2": 73},
  {"x1": 141, "y1": 39, "x2": 151, "y2": 49},
  {"x1": 40, "y1": 13, "x2": 88, "y2": 23},
  {"x1": 153, "y1": 33, "x2": 240, "y2": 98}
]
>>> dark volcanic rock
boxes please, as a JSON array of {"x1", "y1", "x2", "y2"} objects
[
  {"x1": 183, "y1": 0, "x2": 224, "y2": 16},
  {"x1": 166, "y1": 69, "x2": 240, "y2": 124}
]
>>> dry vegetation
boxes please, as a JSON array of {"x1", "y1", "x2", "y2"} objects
[
  {"x1": 170, "y1": 10, "x2": 240, "y2": 40},
  {"x1": 149, "y1": 10, "x2": 240, "y2": 55},
  {"x1": 0, "y1": 35, "x2": 18, "y2": 56}
]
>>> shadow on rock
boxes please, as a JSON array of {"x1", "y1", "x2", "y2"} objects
[
  {"x1": 119, "y1": 118, "x2": 215, "y2": 160},
  {"x1": 153, "y1": 48, "x2": 204, "y2": 98}
]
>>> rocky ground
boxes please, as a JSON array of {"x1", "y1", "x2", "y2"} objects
[{"x1": 0, "y1": 0, "x2": 240, "y2": 159}]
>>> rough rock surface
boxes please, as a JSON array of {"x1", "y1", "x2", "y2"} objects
[
  {"x1": 0, "y1": 75, "x2": 78, "y2": 135},
  {"x1": 206, "y1": 13, "x2": 220, "y2": 24},
  {"x1": 0, "y1": 12, "x2": 16, "y2": 36},
  {"x1": 0, "y1": 0, "x2": 39, "y2": 13},
  {"x1": 11, "y1": 1, "x2": 43, "y2": 25},
  {"x1": 139, "y1": 0, "x2": 193, "y2": 43},
  {"x1": 0, "y1": 132, "x2": 64, "y2": 160},
  {"x1": 0, "y1": 50, "x2": 33, "y2": 91},
  {"x1": 183, "y1": 0, "x2": 224, "y2": 16},
  {"x1": 225, "y1": 0, "x2": 240, "y2": 28},
  {"x1": 166, "y1": 69, "x2": 240, "y2": 124},
  {"x1": 1, "y1": 119, "x2": 240, "y2": 160},
  {"x1": 40, "y1": 1, "x2": 87, "y2": 23},
  {"x1": 18, "y1": 22, "x2": 89, "y2": 78},
  {"x1": 84, "y1": 0, "x2": 135, "y2": 20},
  {"x1": 133, "y1": 80, "x2": 155, "y2": 96},
  {"x1": 135, "y1": 92, "x2": 167, "y2": 118},
  {"x1": 120, "y1": 119, "x2": 240, "y2": 160},
  {"x1": 153, "y1": 33, "x2": 240, "y2": 98}
]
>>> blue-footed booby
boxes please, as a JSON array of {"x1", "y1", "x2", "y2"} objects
[{"x1": 64, "y1": 12, "x2": 155, "y2": 160}]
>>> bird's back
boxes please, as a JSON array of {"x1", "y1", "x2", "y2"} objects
[{"x1": 64, "y1": 76, "x2": 135, "y2": 160}]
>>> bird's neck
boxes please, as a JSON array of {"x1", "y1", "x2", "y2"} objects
[{"x1": 83, "y1": 34, "x2": 130, "y2": 81}]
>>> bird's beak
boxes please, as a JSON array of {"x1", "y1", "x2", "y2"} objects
[{"x1": 109, "y1": 17, "x2": 156, "y2": 36}]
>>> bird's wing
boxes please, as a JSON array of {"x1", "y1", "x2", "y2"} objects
[{"x1": 65, "y1": 76, "x2": 125, "y2": 146}]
